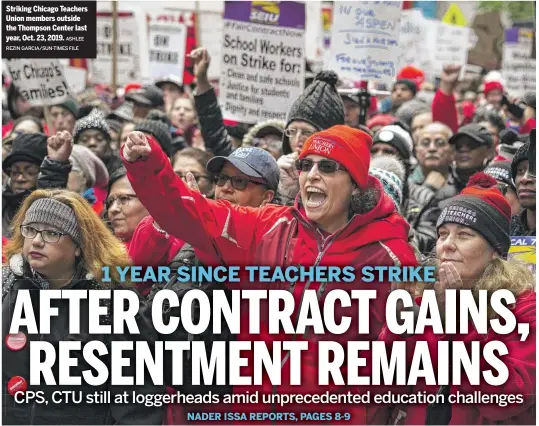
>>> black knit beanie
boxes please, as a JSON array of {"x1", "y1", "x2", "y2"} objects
[
  {"x1": 283, "y1": 70, "x2": 344, "y2": 154},
  {"x1": 135, "y1": 119, "x2": 172, "y2": 157},
  {"x1": 437, "y1": 173, "x2": 512, "y2": 258},
  {"x1": 73, "y1": 109, "x2": 111, "y2": 144},
  {"x1": 2, "y1": 133, "x2": 48, "y2": 172},
  {"x1": 511, "y1": 141, "x2": 529, "y2": 181},
  {"x1": 395, "y1": 79, "x2": 418, "y2": 95}
]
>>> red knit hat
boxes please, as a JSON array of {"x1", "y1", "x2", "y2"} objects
[
  {"x1": 397, "y1": 66, "x2": 425, "y2": 87},
  {"x1": 124, "y1": 82, "x2": 142, "y2": 94},
  {"x1": 437, "y1": 173, "x2": 511, "y2": 257},
  {"x1": 299, "y1": 125, "x2": 373, "y2": 189},
  {"x1": 366, "y1": 114, "x2": 396, "y2": 130},
  {"x1": 484, "y1": 81, "x2": 504, "y2": 95}
]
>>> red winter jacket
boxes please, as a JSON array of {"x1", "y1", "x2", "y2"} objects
[
  {"x1": 373, "y1": 291, "x2": 536, "y2": 425},
  {"x1": 121, "y1": 136, "x2": 418, "y2": 424},
  {"x1": 432, "y1": 90, "x2": 459, "y2": 134},
  {"x1": 125, "y1": 216, "x2": 184, "y2": 297}
]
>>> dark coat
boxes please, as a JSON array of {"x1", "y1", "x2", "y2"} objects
[
  {"x1": 194, "y1": 88, "x2": 233, "y2": 157},
  {"x1": 2, "y1": 254, "x2": 164, "y2": 425},
  {"x1": 2, "y1": 158, "x2": 71, "y2": 238}
]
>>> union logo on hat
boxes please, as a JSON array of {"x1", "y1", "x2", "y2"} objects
[{"x1": 233, "y1": 147, "x2": 254, "y2": 159}]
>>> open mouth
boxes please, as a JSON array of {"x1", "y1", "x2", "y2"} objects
[{"x1": 306, "y1": 187, "x2": 327, "y2": 209}]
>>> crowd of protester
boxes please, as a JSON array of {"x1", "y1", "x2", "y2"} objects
[{"x1": 1, "y1": 47, "x2": 536, "y2": 425}]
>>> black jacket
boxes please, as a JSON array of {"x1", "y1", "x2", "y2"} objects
[
  {"x1": 146, "y1": 244, "x2": 234, "y2": 396},
  {"x1": 2, "y1": 255, "x2": 164, "y2": 425},
  {"x1": 511, "y1": 209, "x2": 536, "y2": 236},
  {"x1": 406, "y1": 169, "x2": 458, "y2": 255},
  {"x1": 2, "y1": 158, "x2": 71, "y2": 238},
  {"x1": 194, "y1": 88, "x2": 233, "y2": 157}
]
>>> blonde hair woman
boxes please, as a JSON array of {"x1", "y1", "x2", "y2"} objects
[
  {"x1": 2, "y1": 189, "x2": 164, "y2": 425},
  {"x1": 376, "y1": 173, "x2": 535, "y2": 425}
]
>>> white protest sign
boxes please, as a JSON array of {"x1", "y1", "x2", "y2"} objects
[
  {"x1": 503, "y1": 28, "x2": 536, "y2": 99},
  {"x1": 327, "y1": 1, "x2": 402, "y2": 86},
  {"x1": 64, "y1": 66, "x2": 87, "y2": 94},
  {"x1": 433, "y1": 21, "x2": 469, "y2": 76},
  {"x1": 89, "y1": 8, "x2": 149, "y2": 86},
  {"x1": 219, "y1": 1, "x2": 306, "y2": 123},
  {"x1": 398, "y1": 9, "x2": 436, "y2": 79},
  {"x1": 199, "y1": 12, "x2": 223, "y2": 80},
  {"x1": 149, "y1": 21, "x2": 187, "y2": 82},
  {"x1": 4, "y1": 59, "x2": 70, "y2": 106}
]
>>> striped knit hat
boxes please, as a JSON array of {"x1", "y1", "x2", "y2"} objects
[{"x1": 437, "y1": 172, "x2": 511, "y2": 258}]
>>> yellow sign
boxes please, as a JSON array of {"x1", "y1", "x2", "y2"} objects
[{"x1": 442, "y1": 3, "x2": 467, "y2": 27}]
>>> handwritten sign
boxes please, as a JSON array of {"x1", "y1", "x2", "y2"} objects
[
  {"x1": 503, "y1": 28, "x2": 536, "y2": 99},
  {"x1": 398, "y1": 9, "x2": 436, "y2": 80},
  {"x1": 219, "y1": 1, "x2": 306, "y2": 123},
  {"x1": 327, "y1": 1, "x2": 402, "y2": 86},
  {"x1": 433, "y1": 21, "x2": 469, "y2": 76},
  {"x1": 90, "y1": 8, "x2": 149, "y2": 86}
]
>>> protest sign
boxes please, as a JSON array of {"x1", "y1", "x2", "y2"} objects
[
  {"x1": 148, "y1": 10, "x2": 199, "y2": 85},
  {"x1": 433, "y1": 21, "x2": 469, "y2": 76},
  {"x1": 89, "y1": 8, "x2": 149, "y2": 86},
  {"x1": 398, "y1": 9, "x2": 436, "y2": 79},
  {"x1": 326, "y1": 1, "x2": 402, "y2": 86},
  {"x1": 199, "y1": 12, "x2": 223, "y2": 80},
  {"x1": 508, "y1": 236, "x2": 536, "y2": 275},
  {"x1": 149, "y1": 21, "x2": 187, "y2": 82},
  {"x1": 219, "y1": 1, "x2": 306, "y2": 123},
  {"x1": 503, "y1": 28, "x2": 536, "y2": 99},
  {"x1": 64, "y1": 66, "x2": 87, "y2": 94},
  {"x1": 4, "y1": 59, "x2": 70, "y2": 106}
]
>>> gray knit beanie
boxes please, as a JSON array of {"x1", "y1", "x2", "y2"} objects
[
  {"x1": 283, "y1": 71, "x2": 344, "y2": 154},
  {"x1": 395, "y1": 98, "x2": 430, "y2": 128},
  {"x1": 70, "y1": 145, "x2": 110, "y2": 189},
  {"x1": 22, "y1": 198, "x2": 82, "y2": 247}
]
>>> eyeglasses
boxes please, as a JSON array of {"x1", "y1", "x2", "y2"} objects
[
  {"x1": 7, "y1": 167, "x2": 40, "y2": 179},
  {"x1": 214, "y1": 173, "x2": 266, "y2": 191},
  {"x1": 418, "y1": 138, "x2": 449, "y2": 148},
  {"x1": 176, "y1": 173, "x2": 211, "y2": 184},
  {"x1": 20, "y1": 225, "x2": 66, "y2": 243},
  {"x1": 284, "y1": 128, "x2": 315, "y2": 140},
  {"x1": 105, "y1": 194, "x2": 138, "y2": 210},
  {"x1": 295, "y1": 158, "x2": 347, "y2": 174}
]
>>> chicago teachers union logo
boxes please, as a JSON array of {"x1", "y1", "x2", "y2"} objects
[{"x1": 250, "y1": 1, "x2": 280, "y2": 25}]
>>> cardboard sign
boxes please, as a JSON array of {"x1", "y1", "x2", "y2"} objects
[
  {"x1": 503, "y1": 28, "x2": 536, "y2": 99},
  {"x1": 199, "y1": 12, "x2": 224, "y2": 80},
  {"x1": 398, "y1": 9, "x2": 436, "y2": 79},
  {"x1": 89, "y1": 8, "x2": 149, "y2": 86},
  {"x1": 327, "y1": 1, "x2": 402, "y2": 86},
  {"x1": 149, "y1": 21, "x2": 187, "y2": 82},
  {"x1": 4, "y1": 59, "x2": 70, "y2": 106},
  {"x1": 433, "y1": 21, "x2": 469, "y2": 76},
  {"x1": 64, "y1": 66, "x2": 87, "y2": 94},
  {"x1": 219, "y1": 1, "x2": 306, "y2": 123}
]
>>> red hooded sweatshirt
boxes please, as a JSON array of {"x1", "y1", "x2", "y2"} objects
[
  {"x1": 121, "y1": 136, "x2": 418, "y2": 424},
  {"x1": 371, "y1": 291, "x2": 536, "y2": 425}
]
